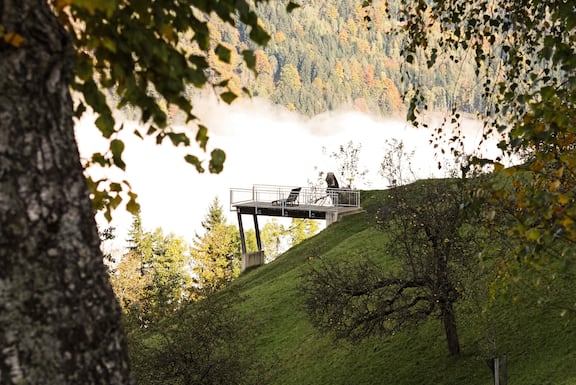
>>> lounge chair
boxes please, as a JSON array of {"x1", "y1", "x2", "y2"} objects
[{"x1": 272, "y1": 187, "x2": 301, "y2": 206}]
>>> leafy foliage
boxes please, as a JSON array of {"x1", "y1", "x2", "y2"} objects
[
  {"x1": 191, "y1": 197, "x2": 242, "y2": 293},
  {"x1": 384, "y1": 0, "x2": 576, "y2": 289},
  {"x1": 288, "y1": 218, "x2": 320, "y2": 246},
  {"x1": 261, "y1": 219, "x2": 286, "y2": 261},
  {"x1": 112, "y1": 214, "x2": 193, "y2": 326},
  {"x1": 200, "y1": 196, "x2": 226, "y2": 232},
  {"x1": 301, "y1": 179, "x2": 483, "y2": 355},
  {"x1": 49, "y1": 0, "x2": 296, "y2": 217},
  {"x1": 130, "y1": 293, "x2": 271, "y2": 385}
]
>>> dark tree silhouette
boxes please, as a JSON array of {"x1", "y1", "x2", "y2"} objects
[{"x1": 302, "y1": 179, "x2": 480, "y2": 356}]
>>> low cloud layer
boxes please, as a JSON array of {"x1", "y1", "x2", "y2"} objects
[{"x1": 75, "y1": 95, "x2": 504, "y2": 251}]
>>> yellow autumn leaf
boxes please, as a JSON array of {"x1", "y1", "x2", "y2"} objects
[
  {"x1": 3, "y1": 32, "x2": 24, "y2": 48},
  {"x1": 525, "y1": 228, "x2": 541, "y2": 241},
  {"x1": 558, "y1": 194, "x2": 570, "y2": 205},
  {"x1": 558, "y1": 133, "x2": 576, "y2": 148},
  {"x1": 54, "y1": 0, "x2": 72, "y2": 11},
  {"x1": 560, "y1": 216, "x2": 574, "y2": 229},
  {"x1": 160, "y1": 24, "x2": 177, "y2": 42},
  {"x1": 548, "y1": 180, "x2": 561, "y2": 191}
]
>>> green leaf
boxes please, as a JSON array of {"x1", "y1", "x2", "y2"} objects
[
  {"x1": 83, "y1": 79, "x2": 108, "y2": 114},
  {"x1": 286, "y1": 2, "x2": 300, "y2": 12},
  {"x1": 220, "y1": 91, "x2": 237, "y2": 104},
  {"x1": 248, "y1": 23, "x2": 271, "y2": 46},
  {"x1": 168, "y1": 132, "x2": 191, "y2": 147},
  {"x1": 126, "y1": 191, "x2": 140, "y2": 215},
  {"x1": 216, "y1": 79, "x2": 230, "y2": 87},
  {"x1": 91, "y1": 152, "x2": 108, "y2": 166},
  {"x1": 74, "y1": 102, "x2": 86, "y2": 119},
  {"x1": 109, "y1": 194, "x2": 122, "y2": 209},
  {"x1": 75, "y1": 53, "x2": 93, "y2": 81},
  {"x1": 110, "y1": 139, "x2": 126, "y2": 170},
  {"x1": 209, "y1": 148, "x2": 226, "y2": 174},
  {"x1": 110, "y1": 182, "x2": 122, "y2": 192},
  {"x1": 104, "y1": 207, "x2": 112, "y2": 222},
  {"x1": 242, "y1": 50, "x2": 257, "y2": 72},
  {"x1": 196, "y1": 125, "x2": 209, "y2": 150},
  {"x1": 72, "y1": 0, "x2": 117, "y2": 17},
  {"x1": 193, "y1": 22, "x2": 210, "y2": 51},
  {"x1": 100, "y1": 36, "x2": 117, "y2": 53},
  {"x1": 525, "y1": 228, "x2": 541, "y2": 241},
  {"x1": 185, "y1": 154, "x2": 205, "y2": 173},
  {"x1": 95, "y1": 113, "x2": 115, "y2": 138},
  {"x1": 133, "y1": 129, "x2": 144, "y2": 139},
  {"x1": 215, "y1": 44, "x2": 231, "y2": 64}
]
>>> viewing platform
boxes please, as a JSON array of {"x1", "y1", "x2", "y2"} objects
[
  {"x1": 230, "y1": 184, "x2": 362, "y2": 222},
  {"x1": 230, "y1": 184, "x2": 363, "y2": 271}
]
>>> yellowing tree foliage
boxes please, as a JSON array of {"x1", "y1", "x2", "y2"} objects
[
  {"x1": 376, "y1": 0, "x2": 576, "y2": 285},
  {"x1": 0, "y1": 0, "x2": 296, "y2": 382},
  {"x1": 191, "y1": 197, "x2": 241, "y2": 294}
]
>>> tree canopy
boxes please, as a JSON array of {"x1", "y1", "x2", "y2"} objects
[
  {"x1": 192, "y1": 197, "x2": 242, "y2": 294},
  {"x1": 44, "y1": 0, "x2": 298, "y2": 218},
  {"x1": 302, "y1": 179, "x2": 481, "y2": 356},
  {"x1": 374, "y1": 0, "x2": 576, "y2": 288},
  {"x1": 0, "y1": 0, "x2": 293, "y2": 382}
]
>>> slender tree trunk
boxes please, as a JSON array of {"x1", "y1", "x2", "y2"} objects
[
  {"x1": 440, "y1": 300, "x2": 461, "y2": 356},
  {"x1": 0, "y1": 1, "x2": 132, "y2": 383}
]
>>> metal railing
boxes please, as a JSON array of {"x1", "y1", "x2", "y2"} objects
[{"x1": 230, "y1": 184, "x2": 361, "y2": 211}]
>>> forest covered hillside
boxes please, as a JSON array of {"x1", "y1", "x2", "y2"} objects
[{"x1": 189, "y1": 0, "x2": 485, "y2": 118}]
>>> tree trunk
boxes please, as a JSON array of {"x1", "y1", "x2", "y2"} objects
[
  {"x1": 0, "y1": 1, "x2": 132, "y2": 383},
  {"x1": 440, "y1": 300, "x2": 461, "y2": 356}
]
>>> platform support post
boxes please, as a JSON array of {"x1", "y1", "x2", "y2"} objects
[
  {"x1": 253, "y1": 214, "x2": 262, "y2": 253},
  {"x1": 237, "y1": 212, "x2": 247, "y2": 271}
]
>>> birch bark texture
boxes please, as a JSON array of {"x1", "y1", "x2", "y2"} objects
[{"x1": 0, "y1": 1, "x2": 132, "y2": 383}]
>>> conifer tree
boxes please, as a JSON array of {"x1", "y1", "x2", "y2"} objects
[
  {"x1": 112, "y1": 215, "x2": 192, "y2": 326},
  {"x1": 191, "y1": 197, "x2": 241, "y2": 293}
]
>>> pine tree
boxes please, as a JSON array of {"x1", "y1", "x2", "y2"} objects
[
  {"x1": 111, "y1": 215, "x2": 192, "y2": 326},
  {"x1": 191, "y1": 198, "x2": 241, "y2": 294},
  {"x1": 200, "y1": 196, "x2": 226, "y2": 232}
]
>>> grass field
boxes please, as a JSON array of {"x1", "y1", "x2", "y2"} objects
[
  {"x1": 131, "y1": 183, "x2": 576, "y2": 385},
  {"x1": 227, "y1": 187, "x2": 576, "y2": 385}
]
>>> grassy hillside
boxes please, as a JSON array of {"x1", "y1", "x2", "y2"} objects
[{"x1": 227, "y1": 186, "x2": 576, "y2": 385}]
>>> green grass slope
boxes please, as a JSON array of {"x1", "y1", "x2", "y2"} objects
[{"x1": 228, "y1": 187, "x2": 576, "y2": 385}]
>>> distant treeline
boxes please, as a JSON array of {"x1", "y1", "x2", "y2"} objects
[{"x1": 178, "y1": 0, "x2": 491, "y2": 118}]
